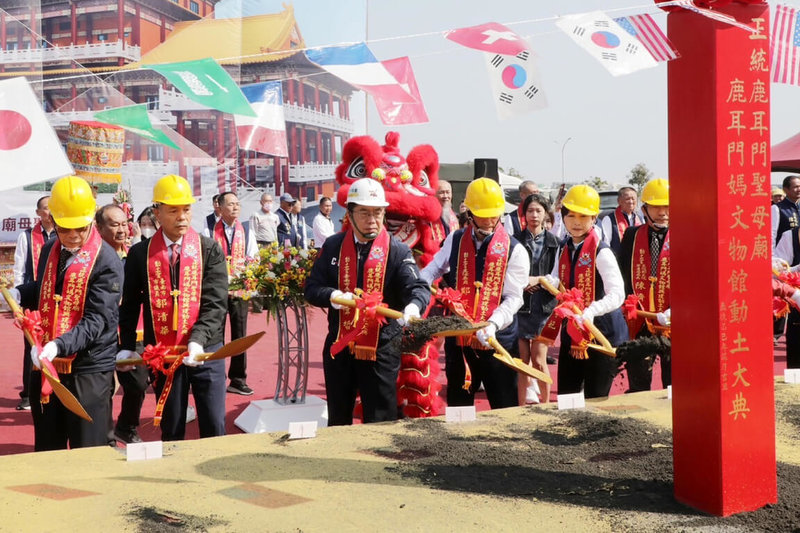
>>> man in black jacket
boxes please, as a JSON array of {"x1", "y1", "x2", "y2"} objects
[
  {"x1": 305, "y1": 178, "x2": 430, "y2": 425},
  {"x1": 15, "y1": 176, "x2": 123, "y2": 451},
  {"x1": 118, "y1": 175, "x2": 228, "y2": 441}
]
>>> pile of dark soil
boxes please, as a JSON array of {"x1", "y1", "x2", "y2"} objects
[{"x1": 381, "y1": 407, "x2": 800, "y2": 532}]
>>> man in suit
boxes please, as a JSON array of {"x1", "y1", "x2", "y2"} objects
[
  {"x1": 276, "y1": 192, "x2": 303, "y2": 247},
  {"x1": 14, "y1": 176, "x2": 123, "y2": 450},
  {"x1": 117, "y1": 175, "x2": 228, "y2": 441},
  {"x1": 205, "y1": 194, "x2": 221, "y2": 235},
  {"x1": 12, "y1": 195, "x2": 55, "y2": 411},
  {"x1": 203, "y1": 191, "x2": 258, "y2": 395}
]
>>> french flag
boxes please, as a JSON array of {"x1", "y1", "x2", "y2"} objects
[
  {"x1": 305, "y1": 43, "x2": 416, "y2": 104},
  {"x1": 234, "y1": 81, "x2": 288, "y2": 157}
]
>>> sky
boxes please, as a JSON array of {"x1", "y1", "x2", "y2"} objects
[{"x1": 250, "y1": 0, "x2": 800, "y2": 188}]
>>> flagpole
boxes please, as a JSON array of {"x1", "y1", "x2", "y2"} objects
[
  {"x1": 561, "y1": 137, "x2": 572, "y2": 181},
  {"x1": 364, "y1": 0, "x2": 369, "y2": 136}
]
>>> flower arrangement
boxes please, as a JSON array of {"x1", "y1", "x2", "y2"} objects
[{"x1": 229, "y1": 243, "x2": 318, "y2": 318}]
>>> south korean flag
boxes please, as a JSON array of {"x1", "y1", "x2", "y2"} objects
[{"x1": 484, "y1": 48, "x2": 548, "y2": 120}]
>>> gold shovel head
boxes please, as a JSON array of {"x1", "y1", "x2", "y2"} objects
[
  {"x1": 431, "y1": 322, "x2": 490, "y2": 338},
  {"x1": 40, "y1": 365, "x2": 93, "y2": 422},
  {"x1": 491, "y1": 353, "x2": 554, "y2": 384},
  {"x1": 199, "y1": 331, "x2": 267, "y2": 362}
]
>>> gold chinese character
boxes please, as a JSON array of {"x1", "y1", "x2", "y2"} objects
[
  {"x1": 751, "y1": 205, "x2": 767, "y2": 228},
  {"x1": 751, "y1": 141, "x2": 767, "y2": 167},
  {"x1": 728, "y1": 237, "x2": 748, "y2": 261},
  {"x1": 749, "y1": 80, "x2": 768, "y2": 103},
  {"x1": 731, "y1": 331, "x2": 749, "y2": 353},
  {"x1": 750, "y1": 111, "x2": 767, "y2": 136},
  {"x1": 726, "y1": 79, "x2": 746, "y2": 103},
  {"x1": 730, "y1": 206, "x2": 750, "y2": 230},
  {"x1": 751, "y1": 235, "x2": 768, "y2": 260},
  {"x1": 749, "y1": 48, "x2": 768, "y2": 72},
  {"x1": 727, "y1": 110, "x2": 745, "y2": 135},
  {"x1": 750, "y1": 173, "x2": 767, "y2": 196},
  {"x1": 727, "y1": 173, "x2": 746, "y2": 196},
  {"x1": 728, "y1": 269, "x2": 748, "y2": 293},
  {"x1": 728, "y1": 141, "x2": 744, "y2": 166},
  {"x1": 728, "y1": 392, "x2": 751, "y2": 420},
  {"x1": 728, "y1": 299, "x2": 749, "y2": 324},
  {"x1": 749, "y1": 18, "x2": 767, "y2": 40},
  {"x1": 732, "y1": 362, "x2": 751, "y2": 388}
]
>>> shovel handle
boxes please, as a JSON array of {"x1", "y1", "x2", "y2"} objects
[
  {"x1": 0, "y1": 287, "x2": 37, "y2": 346},
  {"x1": 538, "y1": 278, "x2": 614, "y2": 351},
  {"x1": 330, "y1": 296, "x2": 404, "y2": 320},
  {"x1": 116, "y1": 352, "x2": 215, "y2": 367},
  {"x1": 487, "y1": 337, "x2": 553, "y2": 384}
]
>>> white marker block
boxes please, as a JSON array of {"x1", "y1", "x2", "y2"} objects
[
  {"x1": 445, "y1": 406, "x2": 476, "y2": 423},
  {"x1": 784, "y1": 369, "x2": 800, "y2": 384},
  {"x1": 126, "y1": 441, "x2": 163, "y2": 461},
  {"x1": 288, "y1": 421, "x2": 318, "y2": 440},
  {"x1": 557, "y1": 392, "x2": 586, "y2": 410},
  {"x1": 667, "y1": 385, "x2": 672, "y2": 399}
]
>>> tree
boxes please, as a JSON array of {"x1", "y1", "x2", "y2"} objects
[
  {"x1": 499, "y1": 166, "x2": 524, "y2": 179},
  {"x1": 627, "y1": 163, "x2": 653, "y2": 193},
  {"x1": 584, "y1": 176, "x2": 610, "y2": 190}
]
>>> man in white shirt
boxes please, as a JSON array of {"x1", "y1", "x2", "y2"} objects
[
  {"x1": 250, "y1": 193, "x2": 278, "y2": 247},
  {"x1": 203, "y1": 191, "x2": 258, "y2": 395},
  {"x1": 312, "y1": 196, "x2": 336, "y2": 249},
  {"x1": 12, "y1": 196, "x2": 55, "y2": 411},
  {"x1": 599, "y1": 187, "x2": 643, "y2": 255}
]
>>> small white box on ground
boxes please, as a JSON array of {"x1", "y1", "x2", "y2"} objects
[
  {"x1": 288, "y1": 421, "x2": 317, "y2": 440},
  {"x1": 234, "y1": 395, "x2": 328, "y2": 434},
  {"x1": 557, "y1": 392, "x2": 586, "y2": 410},
  {"x1": 784, "y1": 369, "x2": 800, "y2": 384},
  {"x1": 667, "y1": 385, "x2": 672, "y2": 399},
  {"x1": 126, "y1": 441, "x2": 163, "y2": 461},
  {"x1": 445, "y1": 406, "x2": 476, "y2": 423}
]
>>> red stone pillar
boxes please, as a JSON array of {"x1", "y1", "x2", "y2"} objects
[
  {"x1": 316, "y1": 130, "x2": 322, "y2": 163},
  {"x1": 287, "y1": 80, "x2": 294, "y2": 106},
  {"x1": 71, "y1": 3, "x2": 77, "y2": 44},
  {"x1": 216, "y1": 112, "x2": 227, "y2": 192},
  {"x1": 300, "y1": 128, "x2": 307, "y2": 164},
  {"x1": 667, "y1": 3, "x2": 776, "y2": 516},
  {"x1": 314, "y1": 85, "x2": 320, "y2": 112},
  {"x1": 289, "y1": 124, "x2": 297, "y2": 165}
]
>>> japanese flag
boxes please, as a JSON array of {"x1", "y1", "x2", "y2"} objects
[
  {"x1": 0, "y1": 77, "x2": 73, "y2": 189},
  {"x1": 484, "y1": 49, "x2": 548, "y2": 120},
  {"x1": 556, "y1": 11, "x2": 658, "y2": 76}
]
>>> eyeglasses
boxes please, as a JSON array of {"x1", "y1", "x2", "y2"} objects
[
  {"x1": 55, "y1": 224, "x2": 91, "y2": 235},
  {"x1": 352, "y1": 209, "x2": 384, "y2": 221}
]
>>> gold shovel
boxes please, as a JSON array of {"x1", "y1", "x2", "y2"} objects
[
  {"x1": 539, "y1": 278, "x2": 617, "y2": 358},
  {"x1": 487, "y1": 337, "x2": 554, "y2": 384},
  {"x1": 116, "y1": 331, "x2": 267, "y2": 366}
]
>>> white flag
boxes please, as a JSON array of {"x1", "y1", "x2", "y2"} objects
[
  {"x1": 556, "y1": 11, "x2": 658, "y2": 76},
  {"x1": 484, "y1": 49, "x2": 548, "y2": 120},
  {"x1": 0, "y1": 77, "x2": 72, "y2": 189}
]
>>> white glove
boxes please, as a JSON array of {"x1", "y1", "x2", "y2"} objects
[
  {"x1": 656, "y1": 308, "x2": 671, "y2": 326},
  {"x1": 330, "y1": 290, "x2": 355, "y2": 310},
  {"x1": 575, "y1": 308, "x2": 595, "y2": 329},
  {"x1": 115, "y1": 349, "x2": 140, "y2": 372},
  {"x1": 773, "y1": 257, "x2": 790, "y2": 274},
  {"x1": 31, "y1": 341, "x2": 59, "y2": 369},
  {"x1": 476, "y1": 322, "x2": 497, "y2": 349},
  {"x1": 6, "y1": 288, "x2": 20, "y2": 304},
  {"x1": 398, "y1": 303, "x2": 420, "y2": 327},
  {"x1": 183, "y1": 341, "x2": 205, "y2": 367}
]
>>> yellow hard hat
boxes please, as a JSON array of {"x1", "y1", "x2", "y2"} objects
[
  {"x1": 152, "y1": 174, "x2": 196, "y2": 205},
  {"x1": 464, "y1": 178, "x2": 505, "y2": 218},
  {"x1": 49, "y1": 175, "x2": 96, "y2": 229},
  {"x1": 773, "y1": 187, "x2": 785, "y2": 196},
  {"x1": 641, "y1": 178, "x2": 669, "y2": 206},
  {"x1": 562, "y1": 184, "x2": 600, "y2": 216}
]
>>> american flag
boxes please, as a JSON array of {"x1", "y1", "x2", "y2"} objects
[
  {"x1": 614, "y1": 14, "x2": 679, "y2": 62},
  {"x1": 772, "y1": 4, "x2": 800, "y2": 86}
]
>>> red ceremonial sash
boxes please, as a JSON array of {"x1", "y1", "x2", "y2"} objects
[
  {"x1": 537, "y1": 230, "x2": 600, "y2": 357},
  {"x1": 333, "y1": 228, "x2": 390, "y2": 361},
  {"x1": 30, "y1": 222, "x2": 47, "y2": 281},
  {"x1": 515, "y1": 204, "x2": 527, "y2": 232},
  {"x1": 429, "y1": 219, "x2": 446, "y2": 245},
  {"x1": 455, "y1": 224, "x2": 510, "y2": 350},
  {"x1": 146, "y1": 229, "x2": 203, "y2": 426},
  {"x1": 147, "y1": 229, "x2": 203, "y2": 347},
  {"x1": 614, "y1": 208, "x2": 633, "y2": 241},
  {"x1": 214, "y1": 218, "x2": 245, "y2": 275},
  {"x1": 631, "y1": 226, "x2": 671, "y2": 337},
  {"x1": 38, "y1": 227, "x2": 103, "y2": 377}
]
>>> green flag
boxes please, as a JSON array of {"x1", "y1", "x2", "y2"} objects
[
  {"x1": 95, "y1": 104, "x2": 181, "y2": 150},
  {"x1": 145, "y1": 57, "x2": 256, "y2": 117}
]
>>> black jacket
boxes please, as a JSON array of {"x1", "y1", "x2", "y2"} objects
[
  {"x1": 18, "y1": 237, "x2": 124, "y2": 374},
  {"x1": 304, "y1": 231, "x2": 430, "y2": 352},
  {"x1": 118, "y1": 233, "x2": 228, "y2": 350}
]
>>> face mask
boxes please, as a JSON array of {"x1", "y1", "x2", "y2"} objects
[{"x1": 141, "y1": 227, "x2": 156, "y2": 239}]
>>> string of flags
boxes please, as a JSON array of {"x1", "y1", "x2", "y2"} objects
[{"x1": 0, "y1": 1, "x2": 794, "y2": 188}]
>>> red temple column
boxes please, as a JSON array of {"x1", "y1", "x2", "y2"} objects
[
  {"x1": 216, "y1": 112, "x2": 227, "y2": 192},
  {"x1": 287, "y1": 79, "x2": 294, "y2": 107},
  {"x1": 71, "y1": 3, "x2": 77, "y2": 44},
  {"x1": 300, "y1": 127, "x2": 307, "y2": 164},
  {"x1": 316, "y1": 130, "x2": 322, "y2": 163},
  {"x1": 667, "y1": 2, "x2": 776, "y2": 516},
  {"x1": 314, "y1": 85, "x2": 320, "y2": 112}
]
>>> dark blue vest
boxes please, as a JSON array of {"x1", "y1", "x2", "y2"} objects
[
  {"x1": 276, "y1": 208, "x2": 300, "y2": 247},
  {"x1": 776, "y1": 198, "x2": 800, "y2": 243}
]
